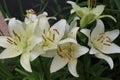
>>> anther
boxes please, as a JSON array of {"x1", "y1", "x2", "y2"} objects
[
  {"x1": 12, "y1": 30, "x2": 21, "y2": 41},
  {"x1": 42, "y1": 35, "x2": 47, "y2": 41},
  {"x1": 47, "y1": 37, "x2": 54, "y2": 42},
  {"x1": 53, "y1": 34, "x2": 55, "y2": 40},
  {"x1": 97, "y1": 35, "x2": 104, "y2": 41},
  {"x1": 103, "y1": 43, "x2": 111, "y2": 46},
  {"x1": 57, "y1": 50, "x2": 63, "y2": 58},
  {"x1": 53, "y1": 29, "x2": 60, "y2": 35},
  {"x1": 58, "y1": 45, "x2": 62, "y2": 52}
]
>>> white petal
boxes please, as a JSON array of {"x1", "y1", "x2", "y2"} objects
[
  {"x1": 51, "y1": 19, "x2": 66, "y2": 41},
  {"x1": 68, "y1": 27, "x2": 79, "y2": 40},
  {"x1": 80, "y1": 29, "x2": 93, "y2": 47},
  {"x1": 50, "y1": 55, "x2": 68, "y2": 73},
  {"x1": 20, "y1": 52, "x2": 32, "y2": 72},
  {"x1": 68, "y1": 59, "x2": 79, "y2": 77},
  {"x1": 101, "y1": 43, "x2": 120, "y2": 54},
  {"x1": 70, "y1": 17, "x2": 79, "y2": 30},
  {"x1": 0, "y1": 36, "x2": 13, "y2": 48},
  {"x1": 91, "y1": 19, "x2": 105, "y2": 41},
  {"x1": 91, "y1": 5, "x2": 105, "y2": 16},
  {"x1": 89, "y1": 47, "x2": 100, "y2": 54},
  {"x1": 30, "y1": 51, "x2": 41, "y2": 61},
  {"x1": 0, "y1": 46, "x2": 23, "y2": 59},
  {"x1": 99, "y1": 15, "x2": 117, "y2": 22},
  {"x1": 65, "y1": 24, "x2": 70, "y2": 33},
  {"x1": 8, "y1": 18, "x2": 25, "y2": 37},
  {"x1": 80, "y1": 29, "x2": 91, "y2": 38},
  {"x1": 74, "y1": 45, "x2": 89, "y2": 58},
  {"x1": 59, "y1": 38, "x2": 77, "y2": 45},
  {"x1": 95, "y1": 53, "x2": 114, "y2": 69},
  {"x1": 35, "y1": 13, "x2": 50, "y2": 36},
  {"x1": 67, "y1": 1, "x2": 86, "y2": 17},
  {"x1": 27, "y1": 36, "x2": 42, "y2": 50},
  {"x1": 25, "y1": 19, "x2": 38, "y2": 37},
  {"x1": 41, "y1": 49, "x2": 57, "y2": 58},
  {"x1": 105, "y1": 29, "x2": 119, "y2": 41},
  {"x1": 25, "y1": 14, "x2": 37, "y2": 24}
]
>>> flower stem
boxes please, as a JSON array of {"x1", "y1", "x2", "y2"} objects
[{"x1": 39, "y1": 57, "x2": 48, "y2": 80}]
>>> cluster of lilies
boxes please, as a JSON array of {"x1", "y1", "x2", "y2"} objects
[{"x1": 0, "y1": 1, "x2": 120, "y2": 77}]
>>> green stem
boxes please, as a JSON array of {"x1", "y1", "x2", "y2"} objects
[{"x1": 39, "y1": 57, "x2": 48, "y2": 80}]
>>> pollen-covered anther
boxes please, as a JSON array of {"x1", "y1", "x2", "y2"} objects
[
  {"x1": 97, "y1": 35, "x2": 104, "y2": 41},
  {"x1": 58, "y1": 45, "x2": 62, "y2": 52},
  {"x1": 53, "y1": 34, "x2": 55, "y2": 40},
  {"x1": 42, "y1": 35, "x2": 47, "y2": 41},
  {"x1": 57, "y1": 50, "x2": 63, "y2": 58},
  {"x1": 12, "y1": 30, "x2": 21, "y2": 41},
  {"x1": 53, "y1": 29, "x2": 60, "y2": 35},
  {"x1": 103, "y1": 43, "x2": 111, "y2": 46},
  {"x1": 7, "y1": 38, "x2": 13, "y2": 44},
  {"x1": 47, "y1": 37, "x2": 54, "y2": 42}
]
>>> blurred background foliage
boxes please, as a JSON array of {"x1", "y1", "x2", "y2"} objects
[{"x1": 0, "y1": 0, "x2": 120, "y2": 80}]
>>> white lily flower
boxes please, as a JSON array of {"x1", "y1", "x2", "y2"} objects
[
  {"x1": 30, "y1": 19, "x2": 66, "y2": 61},
  {"x1": 0, "y1": 13, "x2": 41, "y2": 72},
  {"x1": 67, "y1": 1, "x2": 116, "y2": 28},
  {"x1": 50, "y1": 38, "x2": 89, "y2": 77},
  {"x1": 64, "y1": 17, "x2": 79, "y2": 40},
  {"x1": 80, "y1": 19, "x2": 120, "y2": 69}
]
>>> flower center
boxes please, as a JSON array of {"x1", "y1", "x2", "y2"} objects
[
  {"x1": 40, "y1": 28, "x2": 60, "y2": 50},
  {"x1": 93, "y1": 33, "x2": 112, "y2": 50},
  {"x1": 7, "y1": 30, "x2": 27, "y2": 49},
  {"x1": 57, "y1": 43, "x2": 75, "y2": 60}
]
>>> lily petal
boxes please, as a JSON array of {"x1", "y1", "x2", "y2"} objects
[
  {"x1": 41, "y1": 49, "x2": 57, "y2": 58},
  {"x1": 91, "y1": 5, "x2": 105, "y2": 16},
  {"x1": 101, "y1": 43, "x2": 120, "y2": 54},
  {"x1": 68, "y1": 27, "x2": 79, "y2": 40},
  {"x1": 68, "y1": 59, "x2": 79, "y2": 77},
  {"x1": 25, "y1": 14, "x2": 37, "y2": 24},
  {"x1": 67, "y1": 1, "x2": 88, "y2": 17},
  {"x1": 105, "y1": 29, "x2": 119, "y2": 41},
  {"x1": 0, "y1": 46, "x2": 23, "y2": 59},
  {"x1": 25, "y1": 19, "x2": 38, "y2": 37},
  {"x1": 59, "y1": 38, "x2": 77, "y2": 45},
  {"x1": 8, "y1": 18, "x2": 25, "y2": 37},
  {"x1": 50, "y1": 55, "x2": 68, "y2": 73},
  {"x1": 91, "y1": 19, "x2": 105, "y2": 41},
  {"x1": 0, "y1": 36, "x2": 13, "y2": 48},
  {"x1": 20, "y1": 51, "x2": 32, "y2": 72},
  {"x1": 51, "y1": 19, "x2": 66, "y2": 41},
  {"x1": 80, "y1": 29, "x2": 91, "y2": 38},
  {"x1": 70, "y1": 17, "x2": 79, "y2": 30},
  {"x1": 27, "y1": 36, "x2": 42, "y2": 50},
  {"x1": 30, "y1": 50, "x2": 42, "y2": 61},
  {"x1": 35, "y1": 13, "x2": 50, "y2": 36},
  {"x1": 74, "y1": 45, "x2": 89, "y2": 58},
  {"x1": 89, "y1": 47, "x2": 100, "y2": 54},
  {"x1": 95, "y1": 53, "x2": 114, "y2": 69},
  {"x1": 99, "y1": 15, "x2": 117, "y2": 22}
]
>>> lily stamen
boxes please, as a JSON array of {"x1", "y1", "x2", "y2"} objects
[
  {"x1": 58, "y1": 45, "x2": 62, "y2": 52},
  {"x1": 42, "y1": 35, "x2": 47, "y2": 41},
  {"x1": 12, "y1": 30, "x2": 21, "y2": 41},
  {"x1": 47, "y1": 37, "x2": 54, "y2": 42},
  {"x1": 103, "y1": 43, "x2": 111, "y2": 46},
  {"x1": 53, "y1": 34, "x2": 55, "y2": 40},
  {"x1": 97, "y1": 35, "x2": 104, "y2": 41},
  {"x1": 53, "y1": 29, "x2": 60, "y2": 35}
]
